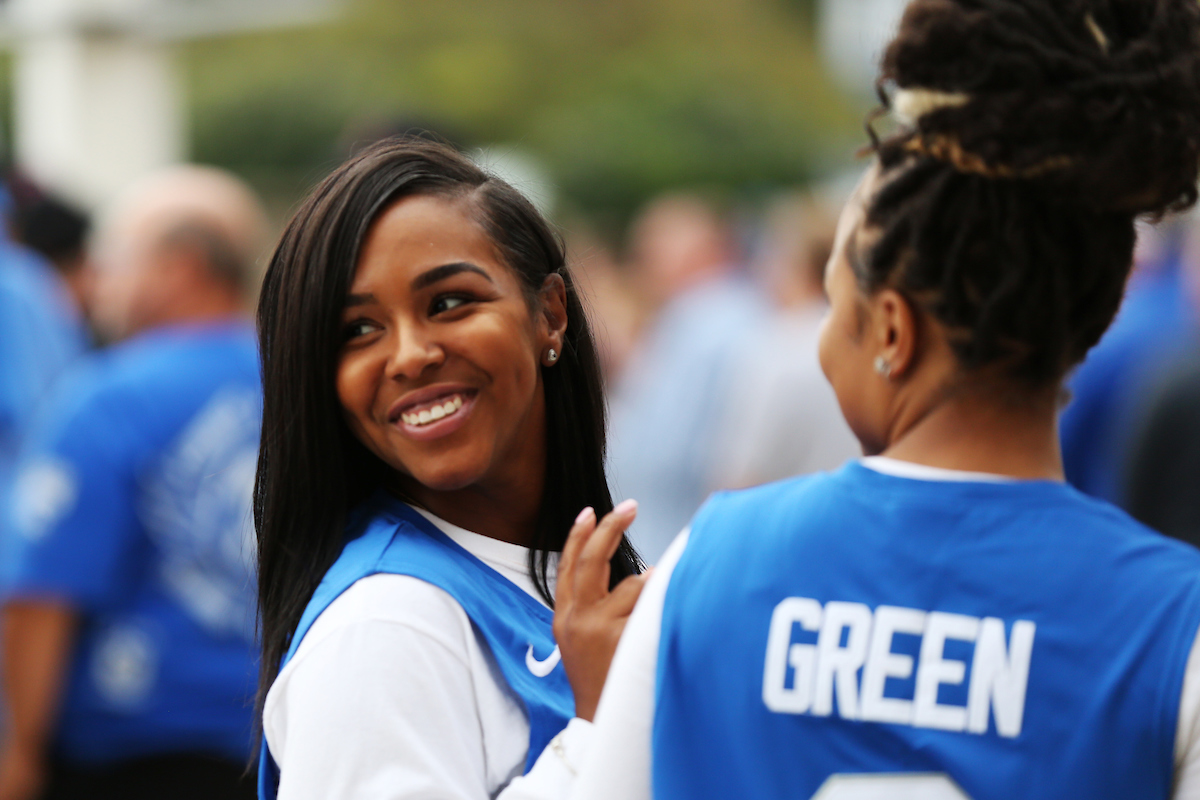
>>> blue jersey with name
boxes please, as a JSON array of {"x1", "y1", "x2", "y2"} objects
[
  {"x1": 258, "y1": 494, "x2": 574, "y2": 800},
  {"x1": 4, "y1": 322, "x2": 261, "y2": 764},
  {"x1": 654, "y1": 463, "x2": 1200, "y2": 800}
]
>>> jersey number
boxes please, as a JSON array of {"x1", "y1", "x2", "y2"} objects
[{"x1": 811, "y1": 773, "x2": 973, "y2": 800}]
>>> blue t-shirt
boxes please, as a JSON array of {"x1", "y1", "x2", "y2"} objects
[
  {"x1": 5, "y1": 322, "x2": 262, "y2": 765},
  {"x1": 259, "y1": 494, "x2": 574, "y2": 799},
  {"x1": 1060, "y1": 261, "x2": 1197, "y2": 504},
  {"x1": 654, "y1": 463, "x2": 1200, "y2": 800},
  {"x1": 0, "y1": 241, "x2": 86, "y2": 538}
]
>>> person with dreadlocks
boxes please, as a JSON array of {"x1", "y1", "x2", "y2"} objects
[{"x1": 543, "y1": 1, "x2": 1200, "y2": 798}]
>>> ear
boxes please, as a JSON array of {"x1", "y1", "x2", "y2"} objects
[
  {"x1": 537, "y1": 273, "x2": 569, "y2": 365},
  {"x1": 869, "y1": 288, "x2": 918, "y2": 380}
]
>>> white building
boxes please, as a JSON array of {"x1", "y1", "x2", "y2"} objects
[{"x1": 0, "y1": 0, "x2": 338, "y2": 209}]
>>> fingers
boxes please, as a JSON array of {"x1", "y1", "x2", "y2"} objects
[
  {"x1": 575, "y1": 500, "x2": 638, "y2": 604},
  {"x1": 555, "y1": 506, "x2": 597, "y2": 608},
  {"x1": 605, "y1": 571, "x2": 651, "y2": 618}
]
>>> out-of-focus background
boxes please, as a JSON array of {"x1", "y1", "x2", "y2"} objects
[
  {"x1": 1, "y1": 0, "x2": 1200, "y2": 791},
  {"x1": 1, "y1": 0, "x2": 1199, "y2": 558},
  {"x1": 0, "y1": 0, "x2": 916, "y2": 559}
]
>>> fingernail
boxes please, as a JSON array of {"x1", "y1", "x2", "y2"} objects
[
  {"x1": 614, "y1": 499, "x2": 638, "y2": 515},
  {"x1": 575, "y1": 507, "x2": 595, "y2": 525}
]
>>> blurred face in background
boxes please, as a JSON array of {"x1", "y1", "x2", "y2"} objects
[
  {"x1": 756, "y1": 192, "x2": 839, "y2": 310},
  {"x1": 90, "y1": 215, "x2": 176, "y2": 340},
  {"x1": 628, "y1": 195, "x2": 732, "y2": 306},
  {"x1": 88, "y1": 166, "x2": 268, "y2": 342}
]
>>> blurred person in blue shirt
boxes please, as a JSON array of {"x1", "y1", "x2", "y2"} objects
[
  {"x1": 0, "y1": 187, "x2": 88, "y2": 551},
  {"x1": 1122, "y1": 214, "x2": 1200, "y2": 544},
  {"x1": 607, "y1": 194, "x2": 768, "y2": 562},
  {"x1": 0, "y1": 166, "x2": 268, "y2": 800},
  {"x1": 1059, "y1": 217, "x2": 1198, "y2": 504}
]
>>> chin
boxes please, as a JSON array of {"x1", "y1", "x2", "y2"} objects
[{"x1": 406, "y1": 458, "x2": 489, "y2": 493}]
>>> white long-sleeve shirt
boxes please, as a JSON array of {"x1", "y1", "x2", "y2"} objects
[{"x1": 262, "y1": 508, "x2": 587, "y2": 800}]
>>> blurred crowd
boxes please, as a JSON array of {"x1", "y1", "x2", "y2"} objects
[{"x1": 0, "y1": 150, "x2": 1198, "y2": 796}]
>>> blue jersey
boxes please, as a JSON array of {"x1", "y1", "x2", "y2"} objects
[
  {"x1": 654, "y1": 463, "x2": 1200, "y2": 800},
  {"x1": 4, "y1": 322, "x2": 261, "y2": 764},
  {"x1": 258, "y1": 494, "x2": 574, "y2": 800}
]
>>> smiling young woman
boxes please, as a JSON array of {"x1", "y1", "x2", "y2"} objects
[{"x1": 252, "y1": 138, "x2": 643, "y2": 800}]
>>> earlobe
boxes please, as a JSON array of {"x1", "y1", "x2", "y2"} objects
[{"x1": 874, "y1": 289, "x2": 918, "y2": 381}]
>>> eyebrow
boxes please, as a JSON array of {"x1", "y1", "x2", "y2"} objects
[
  {"x1": 343, "y1": 262, "x2": 494, "y2": 309},
  {"x1": 344, "y1": 292, "x2": 376, "y2": 309},
  {"x1": 412, "y1": 262, "x2": 493, "y2": 291}
]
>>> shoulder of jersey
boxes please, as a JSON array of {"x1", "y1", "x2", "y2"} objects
[
  {"x1": 1071, "y1": 484, "x2": 1200, "y2": 567},
  {"x1": 708, "y1": 468, "x2": 844, "y2": 510},
  {"x1": 47, "y1": 329, "x2": 253, "y2": 414},
  {"x1": 691, "y1": 469, "x2": 844, "y2": 542}
]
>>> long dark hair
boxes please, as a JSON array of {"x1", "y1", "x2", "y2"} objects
[
  {"x1": 859, "y1": 0, "x2": 1200, "y2": 386},
  {"x1": 253, "y1": 137, "x2": 641, "y2": 722}
]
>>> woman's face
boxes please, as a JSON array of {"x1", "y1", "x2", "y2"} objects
[
  {"x1": 337, "y1": 193, "x2": 559, "y2": 496},
  {"x1": 818, "y1": 167, "x2": 887, "y2": 455}
]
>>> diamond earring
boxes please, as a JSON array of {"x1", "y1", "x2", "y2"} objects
[
  {"x1": 874, "y1": 355, "x2": 893, "y2": 379},
  {"x1": 547, "y1": 348, "x2": 559, "y2": 364}
]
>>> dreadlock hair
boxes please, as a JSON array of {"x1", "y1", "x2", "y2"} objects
[{"x1": 859, "y1": 0, "x2": 1200, "y2": 387}]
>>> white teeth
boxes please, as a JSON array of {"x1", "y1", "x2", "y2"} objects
[{"x1": 402, "y1": 394, "x2": 466, "y2": 428}]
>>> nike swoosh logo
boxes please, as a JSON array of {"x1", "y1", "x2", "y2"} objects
[{"x1": 525, "y1": 644, "x2": 561, "y2": 677}]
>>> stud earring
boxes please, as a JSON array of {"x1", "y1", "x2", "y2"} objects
[
  {"x1": 546, "y1": 348, "x2": 559, "y2": 364},
  {"x1": 874, "y1": 355, "x2": 893, "y2": 379}
]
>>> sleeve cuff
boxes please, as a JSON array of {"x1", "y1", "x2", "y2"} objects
[{"x1": 499, "y1": 717, "x2": 594, "y2": 799}]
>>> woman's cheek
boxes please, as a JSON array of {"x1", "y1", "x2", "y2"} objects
[{"x1": 337, "y1": 354, "x2": 380, "y2": 433}]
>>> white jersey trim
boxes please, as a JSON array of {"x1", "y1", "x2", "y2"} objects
[{"x1": 860, "y1": 456, "x2": 1019, "y2": 484}]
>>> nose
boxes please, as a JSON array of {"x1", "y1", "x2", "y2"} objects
[{"x1": 386, "y1": 320, "x2": 445, "y2": 381}]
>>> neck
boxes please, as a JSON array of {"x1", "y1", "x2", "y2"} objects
[
  {"x1": 397, "y1": 393, "x2": 548, "y2": 548},
  {"x1": 408, "y1": 481, "x2": 542, "y2": 548},
  {"x1": 882, "y1": 384, "x2": 1064, "y2": 481}
]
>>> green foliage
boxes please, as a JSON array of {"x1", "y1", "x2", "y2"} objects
[{"x1": 185, "y1": 0, "x2": 858, "y2": 221}]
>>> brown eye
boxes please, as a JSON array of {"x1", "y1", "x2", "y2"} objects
[
  {"x1": 431, "y1": 295, "x2": 469, "y2": 315},
  {"x1": 344, "y1": 321, "x2": 378, "y2": 341}
]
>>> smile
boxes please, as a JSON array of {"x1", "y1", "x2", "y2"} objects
[
  {"x1": 388, "y1": 386, "x2": 478, "y2": 442},
  {"x1": 401, "y1": 394, "x2": 465, "y2": 427}
]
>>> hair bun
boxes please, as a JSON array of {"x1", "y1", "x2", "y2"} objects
[{"x1": 881, "y1": 0, "x2": 1200, "y2": 215}]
